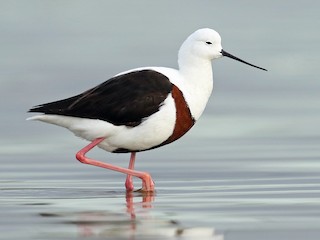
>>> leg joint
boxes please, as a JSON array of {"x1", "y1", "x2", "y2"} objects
[{"x1": 76, "y1": 151, "x2": 88, "y2": 164}]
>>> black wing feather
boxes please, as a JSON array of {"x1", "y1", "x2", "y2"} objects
[{"x1": 29, "y1": 70, "x2": 173, "y2": 127}]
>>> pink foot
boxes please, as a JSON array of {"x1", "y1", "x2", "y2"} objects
[
  {"x1": 139, "y1": 172, "x2": 155, "y2": 192},
  {"x1": 125, "y1": 175, "x2": 134, "y2": 192}
]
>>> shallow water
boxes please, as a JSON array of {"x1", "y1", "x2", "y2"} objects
[{"x1": 2, "y1": 130, "x2": 320, "y2": 240}]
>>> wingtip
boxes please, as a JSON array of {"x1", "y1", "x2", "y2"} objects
[{"x1": 28, "y1": 105, "x2": 42, "y2": 113}]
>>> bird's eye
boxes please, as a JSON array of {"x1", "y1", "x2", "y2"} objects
[{"x1": 206, "y1": 41, "x2": 212, "y2": 45}]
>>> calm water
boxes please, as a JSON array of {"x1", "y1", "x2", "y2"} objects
[{"x1": 1, "y1": 1, "x2": 320, "y2": 240}]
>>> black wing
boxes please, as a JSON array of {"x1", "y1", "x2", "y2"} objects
[{"x1": 29, "y1": 70, "x2": 173, "y2": 127}]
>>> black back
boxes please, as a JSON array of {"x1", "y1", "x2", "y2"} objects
[{"x1": 29, "y1": 70, "x2": 173, "y2": 127}]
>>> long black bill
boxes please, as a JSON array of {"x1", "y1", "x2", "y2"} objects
[{"x1": 221, "y1": 49, "x2": 267, "y2": 71}]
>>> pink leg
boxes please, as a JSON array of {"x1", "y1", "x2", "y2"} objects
[
  {"x1": 75, "y1": 138, "x2": 155, "y2": 192},
  {"x1": 125, "y1": 152, "x2": 136, "y2": 192}
]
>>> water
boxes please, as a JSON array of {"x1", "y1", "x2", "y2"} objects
[
  {"x1": 2, "y1": 132, "x2": 320, "y2": 239},
  {"x1": 1, "y1": 1, "x2": 320, "y2": 239}
]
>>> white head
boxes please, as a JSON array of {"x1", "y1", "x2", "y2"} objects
[
  {"x1": 178, "y1": 28, "x2": 223, "y2": 63},
  {"x1": 178, "y1": 28, "x2": 267, "y2": 71}
]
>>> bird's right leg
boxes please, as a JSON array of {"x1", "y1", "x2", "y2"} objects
[
  {"x1": 75, "y1": 138, "x2": 155, "y2": 192},
  {"x1": 125, "y1": 152, "x2": 136, "y2": 192}
]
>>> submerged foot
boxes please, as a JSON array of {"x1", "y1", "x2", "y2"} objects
[{"x1": 125, "y1": 175, "x2": 134, "y2": 192}]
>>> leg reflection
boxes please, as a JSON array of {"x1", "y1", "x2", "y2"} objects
[{"x1": 126, "y1": 190, "x2": 155, "y2": 234}]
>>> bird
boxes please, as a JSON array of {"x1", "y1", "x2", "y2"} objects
[{"x1": 27, "y1": 28, "x2": 267, "y2": 192}]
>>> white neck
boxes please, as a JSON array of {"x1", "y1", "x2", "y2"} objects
[{"x1": 178, "y1": 55, "x2": 213, "y2": 120}]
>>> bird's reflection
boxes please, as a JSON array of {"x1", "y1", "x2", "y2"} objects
[
  {"x1": 125, "y1": 191, "x2": 155, "y2": 232},
  {"x1": 39, "y1": 191, "x2": 222, "y2": 239}
]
